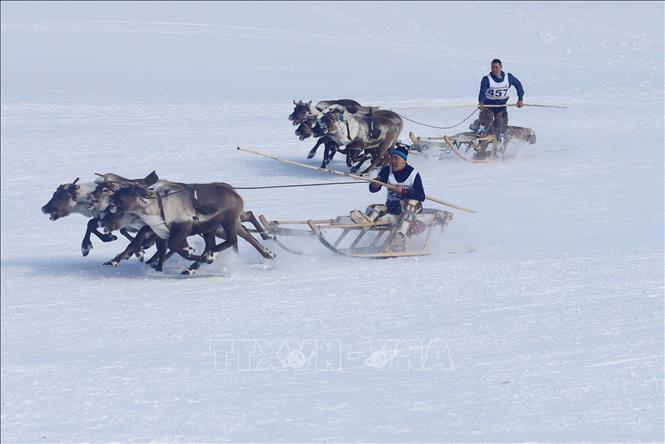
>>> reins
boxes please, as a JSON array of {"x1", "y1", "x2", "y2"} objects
[{"x1": 392, "y1": 108, "x2": 479, "y2": 130}]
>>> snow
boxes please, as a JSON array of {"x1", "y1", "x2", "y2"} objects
[{"x1": 1, "y1": 2, "x2": 663, "y2": 441}]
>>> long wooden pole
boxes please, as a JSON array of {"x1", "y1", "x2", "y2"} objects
[
  {"x1": 237, "y1": 147, "x2": 477, "y2": 214},
  {"x1": 450, "y1": 103, "x2": 567, "y2": 109}
]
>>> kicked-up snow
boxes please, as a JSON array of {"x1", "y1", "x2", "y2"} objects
[{"x1": 1, "y1": 1, "x2": 663, "y2": 441}]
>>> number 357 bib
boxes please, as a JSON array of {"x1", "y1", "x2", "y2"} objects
[{"x1": 485, "y1": 73, "x2": 510, "y2": 100}]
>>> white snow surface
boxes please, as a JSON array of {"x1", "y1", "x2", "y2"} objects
[{"x1": 1, "y1": 2, "x2": 663, "y2": 442}]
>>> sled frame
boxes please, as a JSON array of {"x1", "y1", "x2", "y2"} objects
[{"x1": 256, "y1": 211, "x2": 453, "y2": 258}]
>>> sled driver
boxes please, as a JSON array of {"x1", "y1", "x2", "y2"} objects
[
  {"x1": 475, "y1": 58, "x2": 525, "y2": 143},
  {"x1": 350, "y1": 146, "x2": 425, "y2": 246}
]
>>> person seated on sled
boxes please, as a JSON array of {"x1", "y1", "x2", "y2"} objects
[
  {"x1": 350, "y1": 146, "x2": 425, "y2": 234},
  {"x1": 476, "y1": 58, "x2": 525, "y2": 144}
]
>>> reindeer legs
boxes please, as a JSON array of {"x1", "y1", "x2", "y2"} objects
[
  {"x1": 307, "y1": 137, "x2": 327, "y2": 159},
  {"x1": 210, "y1": 218, "x2": 239, "y2": 257},
  {"x1": 321, "y1": 140, "x2": 339, "y2": 168},
  {"x1": 236, "y1": 224, "x2": 275, "y2": 259},
  {"x1": 154, "y1": 238, "x2": 167, "y2": 272},
  {"x1": 104, "y1": 226, "x2": 154, "y2": 266},
  {"x1": 117, "y1": 227, "x2": 146, "y2": 261},
  {"x1": 82, "y1": 217, "x2": 117, "y2": 256},
  {"x1": 168, "y1": 224, "x2": 206, "y2": 263},
  {"x1": 182, "y1": 233, "x2": 217, "y2": 275},
  {"x1": 119, "y1": 228, "x2": 135, "y2": 242},
  {"x1": 145, "y1": 239, "x2": 195, "y2": 269},
  {"x1": 360, "y1": 141, "x2": 393, "y2": 175}
]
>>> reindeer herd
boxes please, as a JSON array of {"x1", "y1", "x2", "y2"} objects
[
  {"x1": 41, "y1": 172, "x2": 276, "y2": 275},
  {"x1": 40, "y1": 98, "x2": 408, "y2": 275},
  {"x1": 289, "y1": 99, "x2": 404, "y2": 174}
]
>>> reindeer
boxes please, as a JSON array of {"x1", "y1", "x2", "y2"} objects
[
  {"x1": 89, "y1": 171, "x2": 158, "y2": 211},
  {"x1": 290, "y1": 100, "x2": 366, "y2": 168},
  {"x1": 41, "y1": 171, "x2": 158, "y2": 256},
  {"x1": 89, "y1": 171, "x2": 158, "y2": 243},
  {"x1": 41, "y1": 178, "x2": 119, "y2": 255},
  {"x1": 288, "y1": 99, "x2": 362, "y2": 125},
  {"x1": 292, "y1": 101, "x2": 403, "y2": 169},
  {"x1": 318, "y1": 106, "x2": 404, "y2": 174},
  {"x1": 107, "y1": 181, "x2": 274, "y2": 274},
  {"x1": 295, "y1": 116, "x2": 347, "y2": 168}
]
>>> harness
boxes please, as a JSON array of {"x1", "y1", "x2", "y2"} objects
[
  {"x1": 152, "y1": 186, "x2": 202, "y2": 228},
  {"x1": 337, "y1": 107, "x2": 382, "y2": 140},
  {"x1": 155, "y1": 192, "x2": 168, "y2": 224},
  {"x1": 337, "y1": 111, "x2": 353, "y2": 140}
]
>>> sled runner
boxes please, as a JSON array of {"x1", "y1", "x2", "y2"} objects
[{"x1": 255, "y1": 209, "x2": 453, "y2": 258}]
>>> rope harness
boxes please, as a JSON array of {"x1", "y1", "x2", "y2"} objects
[
  {"x1": 151, "y1": 186, "x2": 201, "y2": 227},
  {"x1": 155, "y1": 191, "x2": 167, "y2": 224}
]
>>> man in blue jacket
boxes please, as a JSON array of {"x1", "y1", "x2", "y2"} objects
[
  {"x1": 477, "y1": 59, "x2": 525, "y2": 143},
  {"x1": 349, "y1": 145, "x2": 424, "y2": 229},
  {"x1": 348, "y1": 145, "x2": 425, "y2": 249},
  {"x1": 368, "y1": 145, "x2": 425, "y2": 215}
]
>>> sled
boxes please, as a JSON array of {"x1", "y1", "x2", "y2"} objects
[
  {"x1": 409, "y1": 126, "x2": 536, "y2": 163},
  {"x1": 255, "y1": 209, "x2": 453, "y2": 258}
]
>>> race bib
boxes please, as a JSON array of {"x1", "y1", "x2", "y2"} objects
[{"x1": 485, "y1": 73, "x2": 510, "y2": 100}]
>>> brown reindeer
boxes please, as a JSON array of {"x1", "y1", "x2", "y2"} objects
[
  {"x1": 107, "y1": 181, "x2": 274, "y2": 274},
  {"x1": 319, "y1": 106, "x2": 404, "y2": 174},
  {"x1": 296, "y1": 105, "x2": 403, "y2": 170}
]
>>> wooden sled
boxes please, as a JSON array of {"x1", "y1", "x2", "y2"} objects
[
  {"x1": 409, "y1": 126, "x2": 536, "y2": 163},
  {"x1": 256, "y1": 209, "x2": 453, "y2": 258}
]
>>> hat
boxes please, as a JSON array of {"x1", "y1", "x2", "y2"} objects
[{"x1": 390, "y1": 146, "x2": 408, "y2": 160}]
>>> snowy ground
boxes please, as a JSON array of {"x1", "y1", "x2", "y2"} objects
[{"x1": 1, "y1": 2, "x2": 663, "y2": 442}]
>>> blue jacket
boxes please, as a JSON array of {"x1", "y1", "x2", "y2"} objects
[
  {"x1": 369, "y1": 164, "x2": 425, "y2": 214},
  {"x1": 478, "y1": 71, "x2": 524, "y2": 106}
]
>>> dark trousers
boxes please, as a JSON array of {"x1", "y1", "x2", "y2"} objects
[{"x1": 479, "y1": 107, "x2": 508, "y2": 137}]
